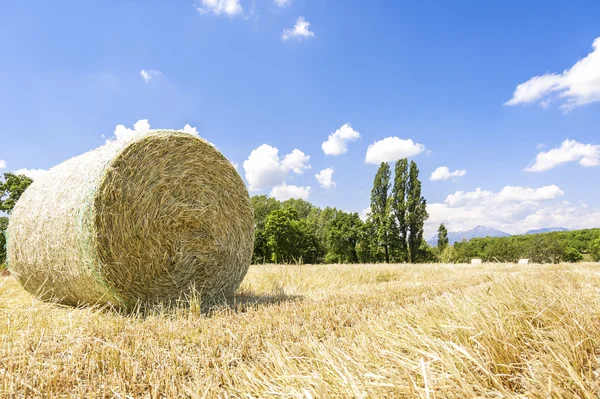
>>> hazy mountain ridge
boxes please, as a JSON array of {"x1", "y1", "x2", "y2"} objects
[
  {"x1": 525, "y1": 227, "x2": 569, "y2": 235},
  {"x1": 428, "y1": 225, "x2": 569, "y2": 246}
]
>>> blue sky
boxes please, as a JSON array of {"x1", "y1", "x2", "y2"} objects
[{"x1": 1, "y1": 0, "x2": 599, "y2": 237}]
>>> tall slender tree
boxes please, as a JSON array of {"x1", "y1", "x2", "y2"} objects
[
  {"x1": 437, "y1": 223, "x2": 449, "y2": 251},
  {"x1": 392, "y1": 159, "x2": 409, "y2": 261},
  {"x1": 370, "y1": 162, "x2": 392, "y2": 262},
  {"x1": 406, "y1": 161, "x2": 428, "y2": 262}
]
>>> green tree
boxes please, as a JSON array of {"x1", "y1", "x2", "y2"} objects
[
  {"x1": 563, "y1": 247, "x2": 583, "y2": 263},
  {"x1": 281, "y1": 198, "x2": 314, "y2": 219},
  {"x1": 264, "y1": 208, "x2": 302, "y2": 264},
  {"x1": 326, "y1": 211, "x2": 362, "y2": 263},
  {"x1": 591, "y1": 238, "x2": 600, "y2": 262},
  {"x1": 369, "y1": 162, "x2": 393, "y2": 262},
  {"x1": 391, "y1": 159, "x2": 409, "y2": 261},
  {"x1": 250, "y1": 195, "x2": 281, "y2": 263},
  {"x1": 437, "y1": 223, "x2": 449, "y2": 251},
  {"x1": 0, "y1": 173, "x2": 33, "y2": 214},
  {"x1": 439, "y1": 245, "x2": 458, "y2": 263},
  {"x1": 526, "y1": 235, "x2": 563, "y2": 264},
  {"x1": 0, "y1": 217, "x2": 8, "y2": 266},
  {"x1": 406, "y1": 161, "x2": 428, "y2": 262}
]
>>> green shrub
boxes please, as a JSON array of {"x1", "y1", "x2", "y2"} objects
[
  {"x1": 590, "y1": 239, "x2": 600, "y2": 262},
  {"x1": 563, "y1": 247, "x2": 583, "y2": 263}
]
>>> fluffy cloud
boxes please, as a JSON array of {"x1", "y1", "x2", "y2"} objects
[
  {"x1": 445, "y1": 185, "x2": 564, "y2": 207},
  {"x1": 270, "y1": 183, "x2": 311, "y2": 201},
  {"x1": 111, "y1": 119, "x2": 151, "y2": 142},
  {"x1": 321, "y1": 123, "x2": 361, "y2": 155},
  {"x1": 315, "y1": 167, "x2": 335, "y2": 189},
  {"x1": 0, "y1": 160, "x2": 6, "y2": 169},
  {"x1": 282, "y1": 17, "x2": 315, "y2": 40},
  {"x1": 423, "y1": 184, "x2": 582, "y2": 237},
  {"x1": 359, "y1": 207, "x2": 371, "y2": 222},
  {"x1": 430, "y1": 166, "x2": 466, "y2": 181},
  {"x1": 274, "y1": 0, "x2": 292, "y2": 7},
  {"x1": 197, "y1": 0, "x2": 242, "y2": 16},
  {"x1": 181, "y1": 124, "x2": 199, "y2": 136},
  {"x1": 107, "y1": 120, "x2": 200, "y2": 143},
  {"x1": 506, "y1": 36, "x2": 600, "y2": 109},
  {"x1": 243, "y1": 144, "x2": 310, "y2": 191},
  {"x1": 365, "y1": 137, "x2": 425, "y2": 164},
  {"x1": 526, "y1": 139, "x2": 600, "y2": 172},
  {"x1": 140, "y1": 69, "x2": 162, "y2": 83},
  {"x1": 13, "y1": 168, "x2": 48, "y2": 180}
]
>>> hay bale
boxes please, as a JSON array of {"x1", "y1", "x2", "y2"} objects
[
  {"x1": 471, "y1": 259, "x2": 482, "y2": 265},
  {"x1": 7, "y1": 131, "x2": 254, "y2": 308},
  {"x1": 518, "y1": 259, "x2": 530, "y2": 265}
]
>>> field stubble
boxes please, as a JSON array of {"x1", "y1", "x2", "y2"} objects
[{"x1": 2, "y1": 262, "x2": 600, "y2": 398}]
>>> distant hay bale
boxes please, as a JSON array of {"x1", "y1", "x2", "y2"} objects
[
  {"x1": 7, "y1": 131, "x2": 254, "y2": 309},
  {"x1": 518, "y1": 259, "x2": 530, "y2": 265},
  {"x1": 471, "y1": 259, "x2": 482, "y2": 265}
]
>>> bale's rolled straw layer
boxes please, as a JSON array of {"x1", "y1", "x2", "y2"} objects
[{"x1": 7, "y1": 131, "x2": 254, "y2": 308}]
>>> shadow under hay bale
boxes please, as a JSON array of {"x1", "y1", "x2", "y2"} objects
[{"x1": 7, "y1": 131, "x2": 254, "y2": 310}]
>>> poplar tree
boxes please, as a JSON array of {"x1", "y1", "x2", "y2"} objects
[
  {"x1": 392, "y1": 159, "x2": 409, "y2": 261},
  {"x1": 369, "y1": 162, "x2": 392, "y2": 262},
  {"x1": 406, "y1": 161, "x2": 428, "y2": 262},
  {"x1": 437, "y1": 223, "x2": 449, "y2": 251}
]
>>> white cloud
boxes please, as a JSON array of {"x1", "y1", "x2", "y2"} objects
[
  {"x1": 140, "y1": 69, "x2": 162, "y2": 83},
  {"x1": 107, "y1": 120, "x2": 201, "y2": 143},
  {"x1": 430, "y1": 166, "x2": 466, "y2": 181},
  {"x1": 13, "y1": 168, "x2": 48, "y2": 180},
  {"x1": 270, "y1": 183, "x2": 311, "y2": 201},
  {"x1": 359, "y1": 207, "x2": 371, "y2": 222},
  {"x1": 197, "y1": 0, "x2": 242, "y2": 16},
  {"x1": 506, "y1": 36, "x2": 600, "y2": 109},
  {"x1": 315, "y1": 167, "x2": 335, "y2": 189},
  {"x1": 180, "y1": 124, "x2": 199, "y2": 136},
  {"x1": 526, "y1": 139, "x2": 600, "y2": 172},
  {"x1": 282, "y1": 17, "x2": 315, "y2": 40},
  {"x1": 365, "y1": 137, "x2": 425, "y2": 164},
  {"x1": 445, "y1": 185, "x2": 564, "y2": 207},
  {"x1": 424, "y1": 184, "x2": 574, "y2": 237},
  {"x1": 0, "y1": 160, "x2": 6, "y2": 170},
  {"x1": 110, "y1": 119, "x2": 151, "y2": 143},
  {"x1": 321, "y1": 123, "x2": 361, "y2": 155},
  {"x1": 274, "y1": 0, "x2": 291, "y2": 7},
  {"x1": 281, "y1": 149, "x2": 311, "y2": 174},
  {"x1": 243, "y1": 144, "x2": 310, "y2": 191}
]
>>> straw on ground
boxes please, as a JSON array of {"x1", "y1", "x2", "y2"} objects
[{"x1": 2, "y1": 262, "x2": 600, "y2": 397}]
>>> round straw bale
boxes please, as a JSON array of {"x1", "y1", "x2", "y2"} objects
[{"x1": 7, "y1": 131, "x2": 254, "y2": 308}]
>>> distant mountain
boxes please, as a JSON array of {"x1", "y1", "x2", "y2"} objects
[
  {"x1": 428, "y1": 225, "x2": 510, "y2": 246},
  {"x1": 525, "y1": 227, "x2": 569, "y2": 235}
]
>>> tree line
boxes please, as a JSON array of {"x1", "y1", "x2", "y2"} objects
[
  {"x1": 2, "y1": 166, "x2": 600, "y2": 267},
  {"x1": 440, "y1": 228, "x2": 600, "y2": 264},
  {"x1": 252, "y1": 159, "x2": 433, "y2": 264}
]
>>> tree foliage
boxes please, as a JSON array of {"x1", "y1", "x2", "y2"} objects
[
  {"x1": 0, "y1": 173, "x2": 33, "y2": 214},
  {"x1": 391, "y1": 159, "x2": 409, "y2": 261},
  {"x1": 406, "y1": 161, "x2": 428, "y2": 262},
  {"x1": 591, "y1": 239, "x2": 600, "y2": 262},
  {"x1": 437, "y1": 223, "x2": 449, "y2": 251},
  {"x1": 0, "y1": 217, "x2": 8, "y2": 266},
  {"x1": 370, "y1": 162, "x2": 393, "y2": 263},
  {"x1": 563, "y1": 247, "x2": 583, "y2": 263},
  {"x1": 452, "y1": 228, "x2": 600, "y2": 263}
]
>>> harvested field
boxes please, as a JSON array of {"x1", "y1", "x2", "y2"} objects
[{"x1": 2, "y1": 262, "x2": 600, "y2": 398}]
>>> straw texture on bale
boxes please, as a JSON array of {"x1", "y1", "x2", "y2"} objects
[{"x1": 7, "y1": 131, "x2": 254, "y2": 308}]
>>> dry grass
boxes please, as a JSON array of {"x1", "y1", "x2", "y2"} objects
[{"x1": 2, "y1": 262, "x2": 600, "y2": 398}]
